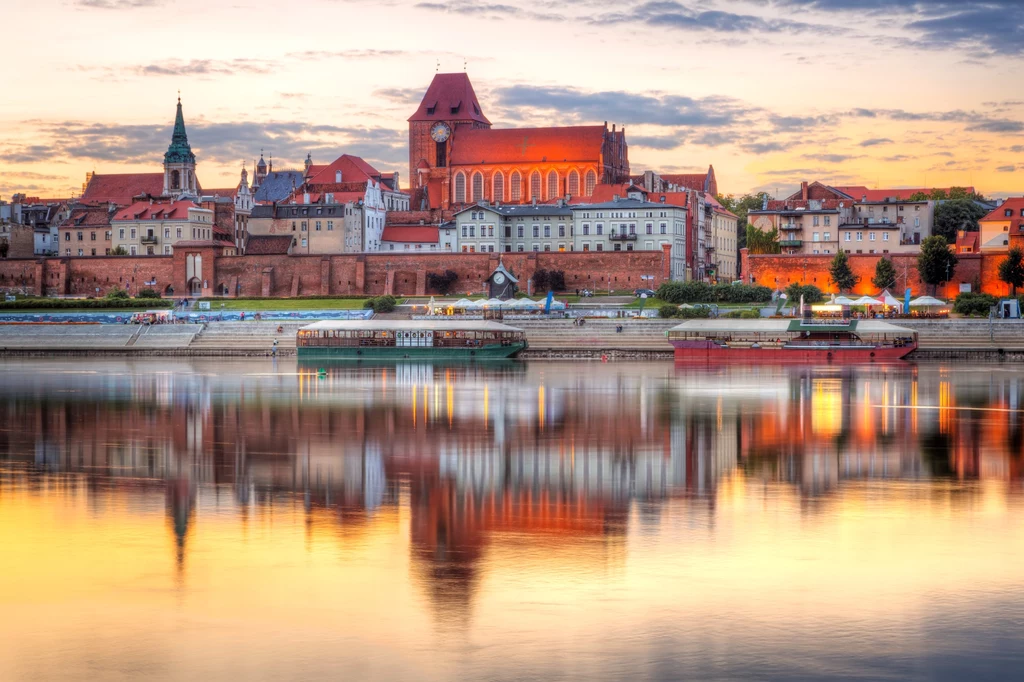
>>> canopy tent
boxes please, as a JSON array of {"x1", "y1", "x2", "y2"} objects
[
  {"x1": 833, "y1": 296, "x2": 858, "y2": 305},
  {"x1": 909, "y1": 295, "x2": 947, "y2": 307},
  {"x1": 854, "y1": 296, "x2": 883, "y2": 306},
  {"x1": 453, "y1": 298, "x2": 474, "y2": 308},
  {"x1": 512, "y1": 298, "x2": 538, "y2": 309},
  {"x1": 877, "y1": 290, "x2": 903, "y2": 308}
]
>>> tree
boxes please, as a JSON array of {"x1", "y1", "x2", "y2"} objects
[
  {"x1": 933, "y1": 198, "x2": 988, "y2": 241},
  {"x1": 745, "y1": 224, "x2": 781, "y2": 254},
  {"x1": 426, "y1": 269, "x2": 459, "y2": 295},
  {"x1": 829, "y1": 250, "x2": 858, "y2": 292},
  {"x1": 917, "y1": 235, "x2": 958, "y2": 295},
  {"x1": 998, "y1": 247, "x2": 1024, "y2": 297},
  {"x1": 872, "y1": 256, "x2": 897, "y2": 291},
  {"x1": 532, "y1": 269, "x2": 550, "y2": 292},
  {"x1": 109, "y1": 246, "x2": 128, "y2": 256},
  {"x1": 907, "y1": 191, "x2": 930, "y2": 202}
]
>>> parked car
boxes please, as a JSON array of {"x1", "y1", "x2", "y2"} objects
[{"x1": 634, "y1": 288, "x2": 656, "y2": 297}]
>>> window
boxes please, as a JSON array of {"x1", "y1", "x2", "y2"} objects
[
  {"x1": 646, "y1": 223, "x2": 653, "y2": 234},
  {"x1": 454, "y1": 172, "x2": 466, "y2": 203},
  {"x1": 584, "y1": 170, "x2": 596, "y2": 196},
  {"x1": 510, "y1": 171, "x2": 522, "y2": 202},
  {"x1": 518, "y1": 225, "x2": 524, "y2": 238},
  {"x1": 301, "y1": 238, "x2": 308, "y2": 247},
  {"x1": 824, "y1": 232, "x2": 831, "y2": 241},
  {"x1": 176, "y1": 228, "x2": 182, "y2": 238},
  {"x1": 629, "y1": 223, "x2": 636, "y2": 235},
  {"x1": 812, "y1": 216, "x2": 820, "y2": 227},
  {"x1": 567, "y1": 170, "x2": 580, "y2": 196},
  {"x1": 813, "y1": 232, "x2": 820, "y2": 242},
  {"x1": 856, "y1": 232, "x2": 863, "y2": 241},
  {"x1": 488, "y1": 226, "x2": 494, "y2": 237},
  {"x1": 130, "y1": 228, "x2": 136, "y2": 239},
  {"x1": 533, "y1": 225, "x2": 539, "y2": 238},
  {"x1": 65, "y1": 232, "x2": 71, "y2": 241},
  {"x1": 164, "y1": 245, "x2": 171, "y2": 254},
  {"x1": 105, "y1": 231, "x2": 111, "y2": 240},
  {"x1": 315, "y1": 221, "x2": 321, "y2": 231},
  {"x1": 129, "y1": 245, "x2": 137, "y2": 255},
  {"x1": 472, "y1": 172, "x2": 484, "y2": 202},
  {"x1": 596, "y1": 223, "x2": 603, "y2": 235},
  {"x1": 824, "y1": 216, "x2": 831, "y2": 226},
  {"x1": 558, "y1": 224, "x2": 565, "y2": 237},
  {"x1": 869, "y1": 232, "x2": 876, "y2": 241},
  {"x1": 327, "y1": 221, "x2": 333, "y2": 231},
  {"x1": 493, "y1": 172, "x2": 504, "y2": 202},
  {"x1": 530, "y1": 171, "x2": 542, "y2": 200},
  {"x1": 583, "y1": 223, "x2": 590, "y2": 235},
  {"x1": 660, "y1": 222, "x2": 667, "y2": 234},
  {"x1": 518, "y1": 244, "x2": 525, "y2": 252},
  {"x1": 292, "y1": 222, "x2": 297, "y2": 231},
  {"x1": 469, "y1": 227, "x2": 476, "y2": 237},
  {"x1": 547, "y1": 171, "x2": 559, "y2": 200},
  {"x1": 883, "y1": 232, "x2": 889, "y2": 241},
  {"x1": 533, "y1": 244, "x2": 540, "y2": 252},
  {"x1": 301, "y1": 222, "x2": 307, "y2": 231},
  {"x1": 845, "y1": 232, "x2": 852, "y2": 242},
  {"x1": 462, "y1": 226, "x2": 468, "y2": 238},
  {"x1": 163, "y1": 228, "x2": 170, "y2": 239},
  {"x1": 544, "y1": 225, "x2": 551, "y2": 238},
  {"x1": 582, "y1": 243, "x2": 590, "y2": 251},
  {"x1": 596, "y1": 243, "x2": 603, "y2": 251}
]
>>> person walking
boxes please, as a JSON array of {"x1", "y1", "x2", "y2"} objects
[{"x1": 271, "y1": 338, "x2": 278, "y2": 357}]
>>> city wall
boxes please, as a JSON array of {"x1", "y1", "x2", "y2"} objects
[
  {"x1": 741, "y1": 250, "x2": 1011, "y2": 298},
  {"x1": 0, "y1": 245, "x2": 671, "y2": 298}
]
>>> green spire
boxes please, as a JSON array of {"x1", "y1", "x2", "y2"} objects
[{"x1": 164, "y1": 96, "x2": 196, "y2": 165}]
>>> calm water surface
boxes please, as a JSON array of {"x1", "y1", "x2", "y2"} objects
[{"x1": 2, "y1": 358, "x2": 1024, "y2": 681}]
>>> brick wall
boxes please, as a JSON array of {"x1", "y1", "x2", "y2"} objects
[
  {"x1": 0, "y1": 256, "x2": 176, "y2": 296},
  {"x1": 741, "y1": 249, "x2": 1011, "y2": 298}
]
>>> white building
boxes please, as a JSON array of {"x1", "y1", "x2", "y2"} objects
[{"x1": 111, "y1": 200, "x2": 214, "y2": 255}]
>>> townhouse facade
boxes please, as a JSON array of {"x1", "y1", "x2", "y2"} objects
[{"x1": 111, "y1": 201, "x2": 216, "y2": 256}]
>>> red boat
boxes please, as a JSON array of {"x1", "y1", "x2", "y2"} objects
[{"x1": 667, "y1": 319, "x2": 918, "y2": 363}]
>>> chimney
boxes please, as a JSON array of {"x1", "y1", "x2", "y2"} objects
[
  {"x1": 532, "y1": 197, "x2": 537, "y2": 206},
  {"x1": 801, "y1": 181, "x2": 809, "y2": 201}
]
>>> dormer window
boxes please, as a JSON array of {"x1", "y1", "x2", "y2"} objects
[
  {"x1": 1006, "y1": 209, "x2": 1013, "y2": 217},
  {"x1": 450, "y1": 100, "x2": 461, "y2": 115}
]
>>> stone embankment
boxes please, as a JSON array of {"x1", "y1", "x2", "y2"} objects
[{"x1": 0, "y1": 317, "x2": 1022, "y2": 359}]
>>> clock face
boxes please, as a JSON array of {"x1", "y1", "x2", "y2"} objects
[
  {"x1": 493, "y1": 273, "x2": 506, "y2": 285},
  {"x1": 430, "y1": 122, "x2": 451, "y2": 143}
]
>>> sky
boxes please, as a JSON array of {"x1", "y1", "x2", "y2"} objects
[{"x1": 1, "y1": 0, "x2": 1023, "y2": 200}]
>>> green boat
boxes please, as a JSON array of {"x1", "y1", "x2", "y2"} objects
[{"x1": 296, "y1": 320, "x2": 528, "y2": 359}]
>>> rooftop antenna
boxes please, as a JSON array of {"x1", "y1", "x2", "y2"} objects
[
  {"x1": 463, "y1": 58, "x2": 467, "y2": 72},
  {"x1": 436, "y1": 59, "x2": 440, "y2": 73}
]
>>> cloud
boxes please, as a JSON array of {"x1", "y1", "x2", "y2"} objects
[
  {"x1": 996, "y1": 165, "x2": 1017, "y2": 172},
  {"x1": 630, "y1": 134, "x2": 683, "y2": 150},
  {"x1": 135, "y1": 59, "x2": 272, "y2": 77},
  {"x1": 883, "y1": 154, "x2": 913, "y2": 162},
  {"x1": 1010, "y1": 145, "x2": 1024, "y2": 153},
  {"x1": 75, "y1": 0, "x2": 162, "y2": 8},
  {"x1": 741, "y1": 141, "x2": 795, "y2": 154},
  {"x1": 688, "y1": 131, "x2": 738, "y2": 147},
  {"x1": 801, "y1": 153, "x2": 861, "y2": 163},
  {"x1": 594, "y1": 1, "x2": 832, "y2": 35},
  {"x1": 414, "y1": 1, "x2": 564, "y2": 22},
  {"x1": 860, "y1": 137, "x2": 893, "y2": 147},
  {"x1": 966, "y1": 119, "x2": 1024, "y2": 133}
]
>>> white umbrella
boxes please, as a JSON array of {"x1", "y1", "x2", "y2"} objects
[
  {"x1": 485, "y1": 298, "x2": 505, "y2": 307},
  {"x1": 854, "y1": 296, "x2": 883, "y2": 306},
  {"x1": 514, "y1": 298, "x2": 537, "y2": 308},
  {"x1": 454, "y1": 298, "x2": 473, "y2": 308},
  {"x1": 466, "y1": 299, "x2": 487, "y2": 308},
  {"x1": 878, "y1": 290, "x2": 902, "y2": 307},
  {"x1": 909, "y1": 295, "x2": 947, "y2": 307},
  {"x1": 834, "y1": 296, "x2": 857, "y2": 305},
  {"x1": 549, "y1": 300, "x2": 566, "y2": 309},
  {"x1": 427, "y1": 296, "x2": 436, "y2": 315}
]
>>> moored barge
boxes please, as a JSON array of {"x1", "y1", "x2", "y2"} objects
[
  {"x1": 296, "y1": 320, "x2": 527, "y2": 359},
  {"x1": 667, "y1": 319, "x2": 917, "y2": 362}
]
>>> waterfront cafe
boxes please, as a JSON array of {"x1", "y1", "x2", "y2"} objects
[{"x1": 429, "y1": 297, "x2": 567, "y2": 317}]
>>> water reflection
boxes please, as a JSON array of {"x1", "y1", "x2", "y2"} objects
[{"x1": 2, "y1": 359, "x2": 1024, "y2": 679}]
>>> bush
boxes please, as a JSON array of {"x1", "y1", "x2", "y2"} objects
[
  {"x1": 364, "y1": 295, "x2": 397, "y2": 313},
  {"x1": 953, "y1": 292, "x2": 998, "y2": 317},
  {"x1": 723, "y1": 309, "x2": 761, "y2": 319},
  {"x1": 784, "y1": 283, "x2": 824, "y2": 305},
  {"x1": 659, "y1": 304, "x2": 680, "y2": 319},
  {"x1": 658, "y1": 304, "x2": 712, "y2": 319},
  {"x1": 104, "y1": 287, "x2": 130, "y2": 300},
  {"x1": 656, "y1": 281, "x2": 771, "y2": 304},
  {"x1": 135, "y1": 288, "x2": 160, "y2": 299},
  {"x1": 426, "y1": 270, "x2": 459, "y2": 295},
  {"x1": 0, "y1": 298, "x2": 172, "y2": 310}
]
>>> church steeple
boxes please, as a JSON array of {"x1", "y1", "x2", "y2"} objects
[{"x1": 163, "y1": 95, "x2": 198, "y2": 198}]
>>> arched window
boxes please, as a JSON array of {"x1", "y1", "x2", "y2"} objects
[
  {"x1": 454, "y1": 172, "x2": 466, "y2": 204},
  {"x1": 471, "y1": 172, "x2": 484, "y2": 202},
  {"x1": 567, "y1": 170, "x2": 580, "y2": 197},
  {"x1": 547, "y1": 171, "x2": 559, "y2": 200},
  {"x1": 170, "y1": 170, "x2": 180, "y2": 189},
  {"x1": 530, "y1": 171, "x2": 542, "y2": 201},
  {"x1": 492, "y1": 171, "x2": 505, "y2": 202},
  {"x1": 510, "y1": 171, "x2": 522, "y2": 202},
  {"x1": 584, "y1": 170, "x2": 597, "y2": 196}
]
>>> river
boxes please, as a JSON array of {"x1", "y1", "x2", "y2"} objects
[{"x1": 1, "y1": 359, "x2": 1023, "y2": 681}]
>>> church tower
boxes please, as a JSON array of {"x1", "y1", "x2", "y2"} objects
[
  {"x1": 254, "y1": 152, "x2": 268, "y2": 188},
  {"x1": 407, "y1": 73, "x2": 490, "y2": 209},
  {"x1": 163, "y1": 96, "x2": 198, "y2": 198}
]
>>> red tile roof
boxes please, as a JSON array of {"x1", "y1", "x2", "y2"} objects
[
  {"x1": 660, "y1": 173, "x2": 706, "y2": 191},
  {"x1": 246, "y1": 235, "x2": 293, "y2": 255},
  {"x1": 835, "y1": 185, "x2": 977, "y2": 202},
  {"x1": 408, "y1": 73, "x2": 489, "y2": 125},
  {"x1": 307, "y1": 154, "x2": 382, "y2": 186},
  {"x1": 981, "y1": 197, "x2": 1024, "y2": 223},
  {"x1": 956, "y1": 231, "x2": 980, "y2": 252},
  {"x1": 59, "y1": 205, "x2": 113, "y2": 229},
  {"x1": 450, "y1": 126, "x2": 605, "y2": 166},
  {"x1": 381, "y1": 226, "x2": 439, "y2": 243},
  {"x1": 202, "y1": 188, "x2": 237, "y2": 198},
  {"x1": 706, "y1": 194, "x2": 738, "y2": 219},
  {"x1": 112, "y1": 200, "x2": 202, "y2": 222},
  {"x1": 81, "y1": 173, "x2": 164, "y2": 206}
]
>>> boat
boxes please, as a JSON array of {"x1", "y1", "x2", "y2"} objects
[
  {"x1": 667, "y1": 319, "x2": 918, "y2": 362},
  {"x1": 296, "y1": 320, "x2": 528, "y2": 359}
]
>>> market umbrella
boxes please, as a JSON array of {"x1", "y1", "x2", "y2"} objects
[
  {"x1": 854, "y1": 296, "x2": 883, "y2": 306},
  {"x1": 834, "y1": 296, "x2": 857, "y2": 305},
  {"x1": 454, "y1": 298, "x2": 474, "y2": 308},
  {"x1": 427, "y1": 296, "x2": 436, "y2": 315},
  {"x1": 909, "y1": 296, "x2": 947, "y2": 307}
]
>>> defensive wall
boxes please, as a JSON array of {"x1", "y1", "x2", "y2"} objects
[
  {"x1": 741, "y1": 249, "x2": 1011, "y2": 298},
  {"x1": 0, "y1": 245, "x2": 671, "y2": 298}
]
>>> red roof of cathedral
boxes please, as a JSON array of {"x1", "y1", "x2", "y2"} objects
[
  {"x1": 570, "y1": 183, "x2": 634, "y2": 203},
  {"x1": 450, "y1": 126, "x2": 606, "y2": 166},
  {"x1": 81, "y1": 173, "x2": 165, "y2": 206},
  {"x1": 408, "y1": 73, "x2": 490, "y2": 125},
  {"x1": 659, "y1": 173, "x2": 707, "y2": 191},
  {"x1": 112, "y1": 200, "x2": 201, "y2": 221},
  {"x1": 381, "y1": 226, "x2": 438, "y2": 243}
]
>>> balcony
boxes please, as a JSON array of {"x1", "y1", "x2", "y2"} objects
[
  {"x1": 779, "y1": 239, "x2": 803, "y2": 248},
  {"x1": 609, "y1": 233, "x2": 638, "y2": 241},
  {"x1": 781, "y1": 223, "x2": 801, "y2": 231},
  {"x1": 141, "y1": 235, "x2": 158, "y2": 245}
]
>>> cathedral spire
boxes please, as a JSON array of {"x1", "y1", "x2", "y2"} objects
[
  {"x1": 163, "y1": 96, "x2": 198, "y2": 197},
  {"x1": 165, "y1": 97, "x2": 196, "y2": 165}
]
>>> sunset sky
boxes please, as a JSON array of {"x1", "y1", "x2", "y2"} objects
[{"x1": 2, "y1": 0, "x2": 1023, "y2": 200}]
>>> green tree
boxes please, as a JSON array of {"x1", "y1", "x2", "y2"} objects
[
  {"x1": 426, "y1": 270, "x2": 459, "y2": 295},
  {"x1": 109, "y1": 246, "x2": 128, "y2": 256},
  {"x1": 998, "y1": 247, "x2": 1024, "y2": 297},
  {"x1": 745, "y1": 224, "x2": 781, "y2": 254},
  {"x1": 829, "y1": 250, "x2": 858, "y2": 292},
  {"x1": 929, "y1": 189, "x2": 949, "y2": 201},
  {"x1": 716, "y1": 191, "x2": 771, "y2": 229},
  {"x1": 933, "y1": 198, "x2": 988, "y2": 241},
  {"x1": 917, "y1": 236, "x2": 958, "y2": 295},
  {"x1": 872, "y1": 256, "x2": 897, "y2": 291},
  {"x1": 907, "y1": 191, "x2": 930, "y2": 201}
]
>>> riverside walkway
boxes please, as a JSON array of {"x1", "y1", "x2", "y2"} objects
[{"x1": 1, "y1": 317, "x2": 1023, "y2": 358}]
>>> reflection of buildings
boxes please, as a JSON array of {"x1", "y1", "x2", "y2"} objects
[{"x1": 2, "y1": 360, "x2": 1024, "y2": 616}]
